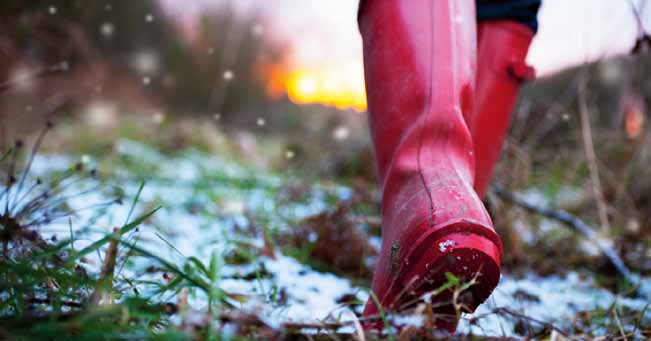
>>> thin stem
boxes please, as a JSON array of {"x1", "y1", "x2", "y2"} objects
[{"x1": 578, "y1": 70, "x2": 611, "y2": 235}]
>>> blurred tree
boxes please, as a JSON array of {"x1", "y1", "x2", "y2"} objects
[{"x1": 0, "y1": 0, "x2": 288, "y2": 140}]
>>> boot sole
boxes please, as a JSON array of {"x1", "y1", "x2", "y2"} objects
[{"x1": 366, "y1": 220, "x2": 501, "y2": 331}]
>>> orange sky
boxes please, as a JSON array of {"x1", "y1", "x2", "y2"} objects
[{"x1": 161, "y1": 0, "x2": 651, "y2": 111}]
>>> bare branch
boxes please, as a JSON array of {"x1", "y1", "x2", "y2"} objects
[{"x1": 492, "y1": 185, "x2": 635, "y2": 284}]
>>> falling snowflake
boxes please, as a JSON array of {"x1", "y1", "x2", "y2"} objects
[
  {"x1": 10, "y1": 67, "x2": 35, "y2": 93},
  {"x1": 100, "y1": 22, "x2": 115, "y2": 37},
  {"x1": 285, "y1": 150, "x2": 295, "y2": 159},
  {"x1": 132, "y1": 51, "x2": 159, "y2": 75},
  {"x1": 142, "y1": 76, "x2": 151, "y2": 85},
  {"x1": 332, "y1": 126, "x2": 350, "y2": 141},
  {"x1": 152, "y1": 112, "x2": 165, "y2": 124},
  {"x1": 59, "y1": 61, "x2": 70, "y2": 72},
  {"x1": 145, "y1": 14, "x2": 154, "y2": 23},
  {"x1": 223, "y1": 70, "x2": 234, "y2": 81},
  {"x1": 252, "y1": 24, "x2": 264, "y2": 36},
  {"x1": 48, "y1": 6, "x2": 57, "y2": 14},
  {"x1": 256, "y1": 118, "x2": 266, "y2": 127},
  {"x1": 213, "y1": 113, "x2": 221, "y2": 121},
  {"x1": 84, "y1": 101, "x2": 117, "y2": 127}
]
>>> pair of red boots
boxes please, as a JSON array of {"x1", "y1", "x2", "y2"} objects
[{"x1": 359, "y1": 0, "x2": 535, "y2": 331}]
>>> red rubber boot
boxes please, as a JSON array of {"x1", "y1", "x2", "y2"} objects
[
  {"x1": 470, "y1": 21, "x2": 536, "y2": 198},
  {"x1": 359, "y1": 0, "x2": 502, "y2": 331}
]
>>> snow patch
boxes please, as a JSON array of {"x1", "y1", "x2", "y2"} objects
[{"x1": 439, "y1": 240, "x2": 456, "y2": 253}]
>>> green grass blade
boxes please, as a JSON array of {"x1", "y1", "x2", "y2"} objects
[
  {"x1": 69, "y1": 206, "x2": 160, "y2": 263},
  {"x1": 125, "y1": 181, "x2": 146, "y2": 225}
]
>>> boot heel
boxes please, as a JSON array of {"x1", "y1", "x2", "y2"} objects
[
  {"x1": 361, "y1": 226, "x2": 501, "y2": 332},
  {"x1": 401, "y1": 229, "x2": 501, "y2": 331},
  {"x1": 414, "y1": 231, "x2": 500, "y2": 302}
]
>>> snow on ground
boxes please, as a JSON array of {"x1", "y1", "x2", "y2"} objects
[
  {"x1": 25, "y1": 139, "x2": 651, "y2": 337},
  {"x1": 460, "y1": 272, "x2": 650, "y2": 336}
]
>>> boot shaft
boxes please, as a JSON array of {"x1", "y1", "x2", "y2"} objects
[
  {"x1": 359, "y1": 0, "x2": 478, "y2": 190},
  {"x1": 471, "y1": 20, "x2": 535, "y2": 197}
]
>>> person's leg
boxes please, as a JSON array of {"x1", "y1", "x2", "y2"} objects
[
  {"x1": 470, "y1": 0, "x2": 540, "y2": 197},
  {"x1": 358, "y1": 0, "x2": 502, "y2": 331},
  {"x1": 475, "y1": 0, "x2": 541, "y2": 32}
]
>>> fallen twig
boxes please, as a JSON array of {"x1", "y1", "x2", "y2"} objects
[
  {"x1": 467, "y1": 307, "x2": 573, "y2": 339},
  {"x1": 492, "y1": 186, "x2": 635, "y2": 285}
]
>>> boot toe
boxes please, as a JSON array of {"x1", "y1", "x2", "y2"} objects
[{"x1": 362, "y1": 227, "x2": 501, "y2": 332}]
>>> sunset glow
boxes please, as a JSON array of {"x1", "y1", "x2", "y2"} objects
[
  {"x1": 264, "y1": 62, "x2": 367, "y2": 112},
  {"x1": 259, "y1": 61, "x2": 367, "y2": 112},
  {"x1": 162, "y1": 0, "x2": 650, "y2": 113},
  {"x1": 285, "y1": 64, "x2": 367, "y2": 112}
]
